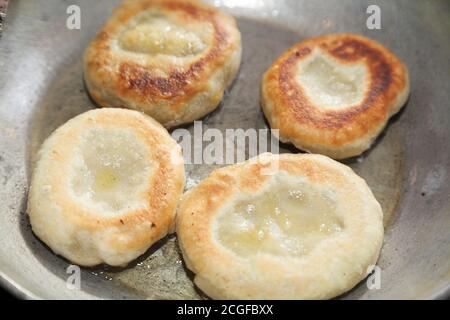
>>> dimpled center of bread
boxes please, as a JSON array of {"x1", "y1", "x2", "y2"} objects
[
  {"x1": 216, "y1": 181, "x2": 343, "y2": 257},
  {"x1": 119, "y1": 15, "x2": 206, "y2": 57},
  {"x1": 296, "y1": 50, "x2": 367, "y2": 109},
  {"x1": 71, "y1": 128, "x2": 151, "y2": 214}
]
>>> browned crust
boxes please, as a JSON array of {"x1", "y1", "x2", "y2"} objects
[
  {"x1": 29, "y1": 109, "x2": 185, "y2": 258},
  {"x1": 261, "y1": 33, "x2": 409, "y2": 158},
  {"x1": 84, "y1": 0, "x2": 240, "y2": 123},
  {"x1": 117, "y1": 1, "x2": 229, "y2": 100},
  {"x1": 176, "y1": 153, "x2": 384, "y2": 299}
]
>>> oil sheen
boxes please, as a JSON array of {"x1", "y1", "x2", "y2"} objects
[
  {"x1": 216, "y1": 182, "x2": 343, "y2": 257},
  {"x1": 119, "y1": 16, "x2": 206, "y2": 57},
  {"x1": 71, "y1": 128, "x2": 151, "y2": 214}
]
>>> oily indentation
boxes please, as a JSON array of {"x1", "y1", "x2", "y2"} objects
[
  {"x1": 119, "y1": 15, "x2": 206, "y2": 57},
  {"x1": 216, "y1": 181, "x2": 343, "y2": 257},
  {"x1": 71, "y1": 128, "x2": 151, "y2": 213},
  {"x1": 277, "y1": 36, "x2": 394, "y2": 130},
  {"x1": 297, "y1": 50, "x2": 367, "y2": 109},
  {"x1": 115, "y1": 7, "x2": 228, "y2": 98}
]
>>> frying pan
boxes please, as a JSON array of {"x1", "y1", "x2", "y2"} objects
[{"x1": 0, "y1": 0, "x2": 449, "y2": 299}]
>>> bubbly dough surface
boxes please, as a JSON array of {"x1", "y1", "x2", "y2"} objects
[
  {"x1": 118, "y1": 14, "x2": 207, "y2": 57},
  {"x1": 216, "y1": 180, "x2": 343, "y2": 257},
  {"x1": 71, "y1": 128, "x2": 151, "y2": 214}
]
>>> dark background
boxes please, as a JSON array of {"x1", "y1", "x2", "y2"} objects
[{"x1": 0, "y1": 286, "x2": 15, "y2": 300}]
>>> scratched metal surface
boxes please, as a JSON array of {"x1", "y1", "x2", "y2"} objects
[{"x1": 0, "y1": 0, "x2": 449, "y2": 299}]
